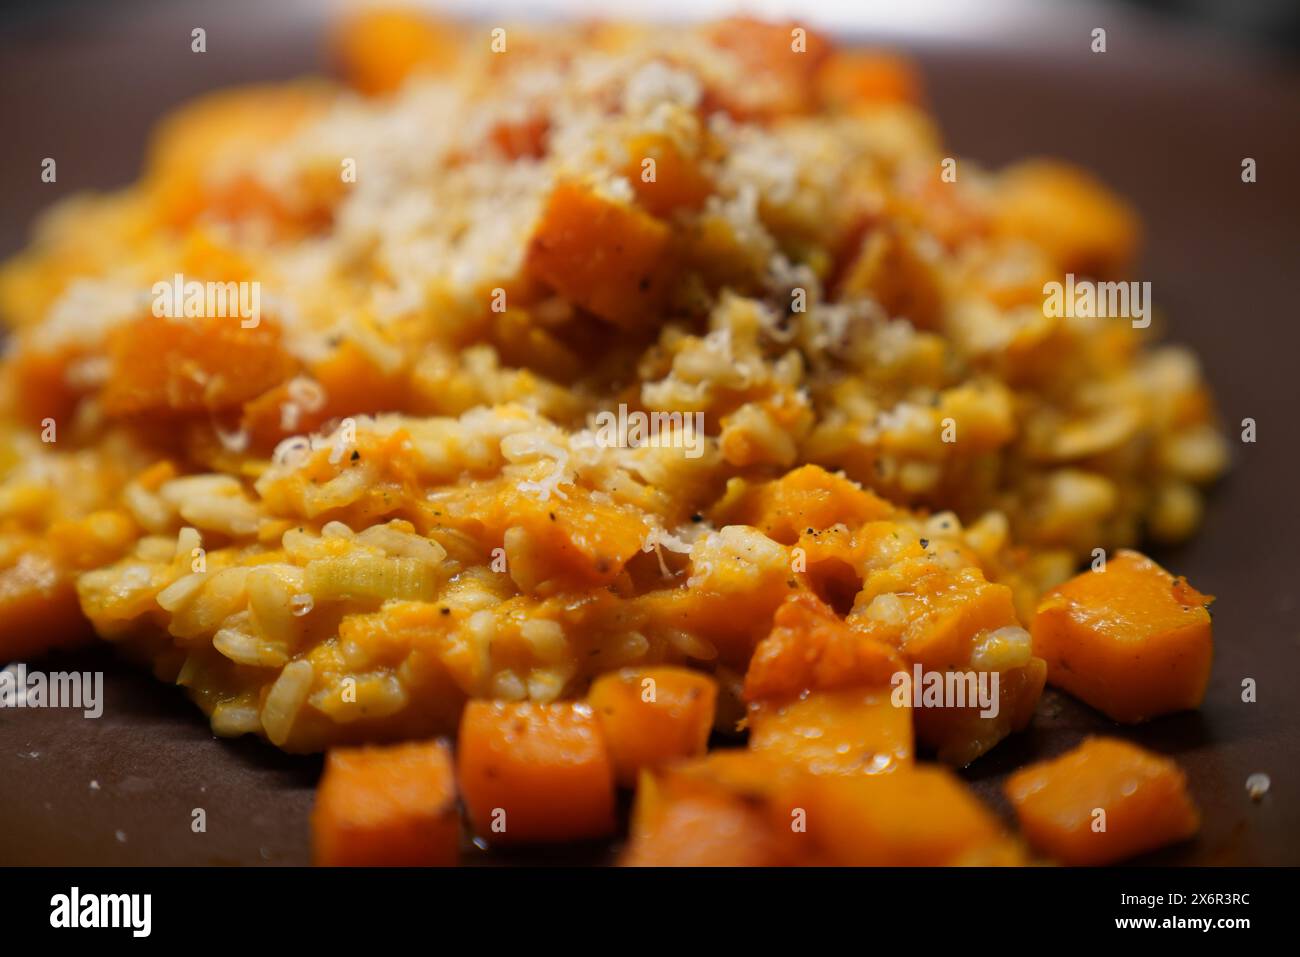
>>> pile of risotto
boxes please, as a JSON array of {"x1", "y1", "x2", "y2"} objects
[{"x1": 0, "y1": 12, "x2": 1224, "y2": 827}]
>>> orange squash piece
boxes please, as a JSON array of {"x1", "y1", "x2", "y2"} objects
[
  {"x1": 749, "y1": 687, "x2": 912, "y2": 775},
  {"x1": 817, "y1": 51, "x2": 923, "y2": 109},
  {"x1": 525, "y1": 183, "x2": 671, "y2": 327},
  {"x1": 589, "y1": 667, "x2": 717, "y2": 787},
  {"x1": 744, "y1": 592, "x2": 904, "y2": 704},
  {"x1": 622, "y1": 785, "x2": 788, "y2": 867},
  {"x1": 145, "y1": 84, "x2": 336, "y2": 230},
  {"x1": 910, "y1": 657, "x2": 1047, "y2": 769},
  {"x1": 712, "y1": 464, "x2": 893, "y2": 545},
  {"x1": 621, "y1": 750, "x2": 805, "y2": 866},
  {"x1": 241, "y1": 340, "x2": 410, "y2": 450},
  {"x1": 457, "y1": 700, "x2": 616, "y2": 845},
  {"x1": 1005, "y1": 737, "x2": 1200, "y2": 865},
  {"x1": 0, "y1": 550, "x2": 95, "y2": 662},
  {"x1": 102, "y1": 315, "x2": 296, "y2": 417},
  {"x1": 442, "y1": 478, "x2": 648, "y2": 593},
  {"x1": 1031, "y1": 550, "x2": 1213, "y2": 723},
  {"x1": 622, "y1": 132, "x2": 712, "y2": 218},
  {"x1": 312, "y1": 740, "x2": 460, "y2": 866},
  {"x1": 6, "y1": 343, "x2": 83, "y2": 430},
  {"x1": 332, "y1": 9, "x2": 458, "y2": 96},
  {"x1": 703, "y1": 18, "x2": 831, "y2": 120},
  {"x1": 836, "y1": 224, "x2": 945, "y2": 329},
  {"x1": 992, "y1": 160, "x2": 1139, "y2": 279},
  {"x1": 798, "y1": 765, "x2": 1019, "y2": 865}
]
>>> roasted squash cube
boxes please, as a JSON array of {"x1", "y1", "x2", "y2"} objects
[
  {"x1": 525, "y1": 183, "x2": 670, "y2": 327},
  {"x1": 623, "y1": 132, "x2": 712, "y2": 218},
  {"x1": 799, "y1": 765, "x2": 1019, "y2": 865},
  {"x1": 457, "y1": 701, "x2": 616, "y2": 845},
  {"x1": 312, "y1": 740, "x2": 460, "y2": 866},
  {"x1": 1031, "y1": 550, "x2": 1213, "y2": 723},
  {"x1": 622, "y1": 787, "x2": 788, "y2": 867},
  {"x1": 817, "y1": 51, "x2": 924, "y2": 109},
  {"x1": 621, "y1": 750, "x2": 805, "y2": 866},
  {"x1": 1005, "y1": 736, "x2": 1200, "y2": 865},
  {"x1": 749, "y1": 687, "x2": 912, "y2": 775},
  {"x1": 102, "y1": 315, "x2": 296, "y2": 416},
  {"x1": 992, "y1": 160, "x2": 1138, "y2": 279},
  {"x1": 0, "y1": 550, "x2": 95, "y2": 662},
  {"x1": 744, "y1": 592, "x2": 904, "y2": 703},
  {"x1": 909, "y1": 657, "x2": 1046, "y2": 768},
  {"x1": 589, "y1": 667, "x2": 717, "y2": 786},
  {"x1": 712, "y1": 464, "x2": 893, "y2": 546},
  {"x1": 332, "y1": 9, "x2": 458, "y2": 96}
]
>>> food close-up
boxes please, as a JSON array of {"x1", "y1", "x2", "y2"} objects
[{"x1": 1, "y1": 0, "x2": 1296, "y2": 899}]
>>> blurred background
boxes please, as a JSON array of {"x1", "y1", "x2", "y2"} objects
[
  {"x1": 0, "y1": 0, "x2": 1297, "y2": 864},
  {"x1": 2, "y1": 0, "x2": 1296, "y2": 258}
]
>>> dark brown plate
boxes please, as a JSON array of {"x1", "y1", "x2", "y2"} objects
[{"x1": 2, "y1": 1, "x2": 1298, "y2": 865}]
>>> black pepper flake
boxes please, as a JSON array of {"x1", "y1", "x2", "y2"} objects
[
  {"x1": 350, "y1": 450, "x2": 360, "y2": 461},
  {"x1": 549, "y1": 512, "x2": 557, "y2": 521},
  {"x1": 919, "y1": 538, "x2": 930, "y2": 549},
  {"x1": 440, "y1": 607, "x2": 451, "y2": 615},
  {"x1": 690, "y1": 513, "x2": 703, "y2": 523}
]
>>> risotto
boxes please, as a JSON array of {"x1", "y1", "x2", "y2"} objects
[{"x1": 0, "y1": 13, "x2": 1225, "y2": 863}]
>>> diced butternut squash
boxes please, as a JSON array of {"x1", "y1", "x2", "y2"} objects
[
  {"x1": 145, "y1": 84, "x2": 335, "y2": 230},
  {"x1": 622, "y1": 132, "x2": 712, "y2": 218},
  {"x1": 915, "y1": 660, "x2": 1045, "y2": 764},
  {"x1": 457, "y1": 700, "x2": 615, "y2": 844},
  {"x1": 102, "y1": 315, "x2": 296, "y2": 416},
  {"x1": 621, "y1": 750, "x2": 805, "y2": 866},
  {"x1": 817, "y1": 51, "x2": 924, "y2": 109},
  {"x1": 242, "y1": 340, "x2": 411, "y2": 450},
  {"x1": 525, "y1": 183, "x2": 671, "y2": 327},
  {"x1": 623, "y1": 785, "x2": 788, "y2": 867},
  {"x1": 703, "y1": 18, "x2": 831, "y2": 120},
  {"x1": 712, "y1": 464, "x2": 893, "y2": 546},
  {"x1": 837, "y1": 224, "x2": 945, "y2": 329},
  {"x1": 0, "y1": 550, "x2": 95, "y2": 662},
  {"x1": 1031, "y1": 550, "x2": 1213, "y2": 723},
  {"x1": 6, "y1": 343, "x2": 83, "y2": 430},
  {"x1": 849, "y1": 528, "x2": 1045, "y2": 764},
  {"x1": 441, "y1": 478, "x2": 648, "y2": 593},
  {"x1": 312, "y1": 740, "x2": 460, "y2": 866},
  {"x1": 992, "y1": 160, "x2": 1138, "y2": 279},
  {"x1": 332, "y1": 9, "x2": 458, "y2": 96},
  {"x1": 1004, "y1": 737, "x2": 1199, "y2": 865},
  {"x1": 744, "y1": 592, "x2": 904, "y2": 703},
  {"x1": 910, "y1": 656, "x2": 1047, "y2": 768},
  {"x1": 488, "y1": 115, "x2": 550, "y2": 160},
  {"x1": 798, "y1": 765, "x2": 1020, "y2": 865},
  {"x1": 749, "y1": 687, "x2": 912, "y2": 775},
  {"x1": 865, "y1": 562, "x2": 1020, "y2": 677},
  {"x1": 589, "y1": 667, "x2": 717, "y2": 786},
  {"x1": 624, "y1": 750, "x2": 1017, "y2": 866}
]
